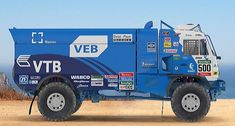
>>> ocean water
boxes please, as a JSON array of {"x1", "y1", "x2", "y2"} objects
[
  {"x1": 0, "y1": 64, "x2": 234, "y2": 98},
  {"x1": 218, "y1": 64, "x2": 235, "y2": 99}
]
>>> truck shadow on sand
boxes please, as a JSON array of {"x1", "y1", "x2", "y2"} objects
[
  {"x1": 19, "y1": 115, "x2": 224, "y2": 123},
  {"x1": 69, "y1": 115, "x2": 223, "y2": 123},
  {"x1": 69, "y1": 115, "x2": 182, "y2": 122}
]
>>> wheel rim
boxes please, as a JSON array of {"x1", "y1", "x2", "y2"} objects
[
  {"x1": 181, "y1": 93, "x2": 200, "y2": 112},
  {"x1": 47, "y1": 93, "x2": 65, "y2": 112}
]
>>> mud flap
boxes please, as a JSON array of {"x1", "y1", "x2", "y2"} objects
[
  {"x1": 29, "y1": 90, "x2": 38, "y2": 115},
  {"x1": 209, "y1": 80, "x2": 225, "y2": 101}
]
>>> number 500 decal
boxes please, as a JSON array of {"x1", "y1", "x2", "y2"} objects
[
  {"x1": 198, "y1": 64, "x2": 211, "y2": 72},
  {"x1": 197, "y1": 60, "x2": 212, "y2": 76}
]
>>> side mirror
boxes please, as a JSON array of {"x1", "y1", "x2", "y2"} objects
[{"x1": 216, "y1": 56, "x2": 221, "y2": 60}]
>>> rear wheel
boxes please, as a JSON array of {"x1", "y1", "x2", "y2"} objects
[
  {"x1": 171, "y1": 83, "x2": 210, "y2": 122},
  {"x1": 37, "y1": 82, "x2": 76, "y2": 121}
]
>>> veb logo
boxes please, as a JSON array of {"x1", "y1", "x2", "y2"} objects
[
  {"x1": 70, "y1": 36, "x2": 108, "y2": 57},
  {"x1": 74, "y1": 45, "x2": 98, "y2": 53}
]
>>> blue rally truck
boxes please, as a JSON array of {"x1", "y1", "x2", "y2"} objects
[{"x1": 10, "y1": 21, "x2": 225, "y2": 121}]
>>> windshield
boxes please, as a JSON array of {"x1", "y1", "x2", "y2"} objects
[
  {"x1": 200, "y1": 39, "x2": 208, "y2": 55},
  {"x1": 183, "y1": 39, "x2": 208, "y2": 55},
  {"x1": 183, "y1": 40, "x2": 199, "y2": 55}
]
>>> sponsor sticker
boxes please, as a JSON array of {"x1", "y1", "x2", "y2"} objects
[
  {"x1": 29, "y1": 80, "x2": 38, "y2": 84},
  {"x1": 164, "y1": 49, "x2": 177, "y2": 53},
  {"x1": 17, "y1": 55, "x2": 31, "y2": 67},
  {"x1": 113, "y1": 34, "x2": 133, "y2": 42},
  {"x1": 119, "y1": 72, "x2": 134, "y2": 90},
  {"x1": 164, "y1": 37, "x2": 172, "y2": 48},
  {"x1": 33, "y1": 60, "x2": 61, "y2": 73},
  {"x1": 119, "y1": 72, "x2": 134, "y2": 77},
  {"x1": 198, "y1": 72, "x2": 211, "y2": 76},
  {"x1": 77, "y1": 84, "x2": 89, "y2": 88},
  {"x1": 91, "y1": 75, "x2": 103, "y2": 86},
  {"x1": 32, "y1": 32, "x2": 43, "y2": 44},
  {"x1": 173, "y1": 42, "x2": 179, "y2": 46},
  {"x1": 32, "y1": 32, "x2": 57, "y2": 44},
  {"x1": 19, "y1": 75, "x2": 29, "y2": 84},
  {"x1": 198, "y1": 60, "x2": 211, "y2": 64},
  {"x1": 173, "y1": 54, "x2": 180, "y2": 60},
  {"x1": 188, "y1": 63, "x2": 196, "y2": 73},
  {"x1": 71, "y1": 75, "x2": 90, "y2": 84},
  {"x1": 105, "y1": 75, "x2": 118, "y2": 82},
  {"x1": 30, "y1": 76, "x2": 41, "y2": 80},
  {"x1": 147, "y1": 42, "x2": 156, "y2": 52},
  {"x1": 164, "y1": 37, "x2": 171, "y2": 42},
  {"x1": 198, "y1": 60, "x2": 212, "y2": 76},
  {"x1": 108, "y1": 83, "x2": 118, "y2": 87},
  {"x1": 164, "y1": 42, "x2": 172, "y2": 48},
  {"x1": 105, "y1": 75, "x2": 118, "y2": 79},
  {"x1": 163, "y1": 31, "x2": 169, "y2": 36},
  {"x1": 175, "y1": 66, "x2": 179, "y2": 70},
  {"x1": 71, "y1": 75, "x2": 90, "y2": 80},
  {"x1": 105, "y1": 75, "x2": 119, "y2": 87},
  {"x1": 70, "y1": 36, "x2": 108, "y2": 57},
  {"x1": 73, "y1": 80, "x2": 90, "y2": 84}
]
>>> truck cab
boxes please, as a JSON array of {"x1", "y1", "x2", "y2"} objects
[{"x1": 175, "y1": 24, "x2": 220, "y2": 81}]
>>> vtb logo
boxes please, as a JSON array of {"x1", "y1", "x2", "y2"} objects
[
  {"x1": 70, "y1": 36, "x2": 108, "y2": 57},
  {"x1": 32, "y1": 32, "x2": 43, "y2": 44}
]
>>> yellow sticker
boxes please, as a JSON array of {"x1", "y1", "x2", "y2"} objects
[{"x1": 164, "y1": 42, "x2": 172, "y2": 48}]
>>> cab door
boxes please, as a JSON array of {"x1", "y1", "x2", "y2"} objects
[
  {"x1": 136, "y1": 29, "x2": 159, "y2": 93},
  {"x1": 193, "y1": 39, "x2": 218, "y2": 81},
  {"x1": 159, "y1": 29, "x2": 180, "y2": 74}
]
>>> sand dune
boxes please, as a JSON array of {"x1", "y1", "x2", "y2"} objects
[{"x1": 0, "y1": 99, "x2": 234, "y2": 126}]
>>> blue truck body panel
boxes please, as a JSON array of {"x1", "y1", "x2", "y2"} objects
[{"x1": 9, "y1": 22, "x2": 225, "y2": 101}]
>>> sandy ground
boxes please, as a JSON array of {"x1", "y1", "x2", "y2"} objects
[{"x1": 0, "y1": 99, "x2": 234, "y2": 126}]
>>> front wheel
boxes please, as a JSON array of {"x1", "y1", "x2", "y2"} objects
[
  {"x1": 171, "y1": 83, "x2": 211, "y2": 122},
  {"x1": 37, "y1": 82, "x2": 76, "y2": 121}
]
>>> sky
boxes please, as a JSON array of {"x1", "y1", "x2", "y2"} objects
[{"x1": 0, "y1": 0, "x2": 235, "y2": 68}]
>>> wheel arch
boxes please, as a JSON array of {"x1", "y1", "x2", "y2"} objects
[
  {"x1": 36, "y1": 75, "x2": 75, "y2": 92},
  {"x1": 166, "y1": 75, "x2": 210, "y2": 97}
]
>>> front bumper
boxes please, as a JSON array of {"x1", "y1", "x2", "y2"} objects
[{"x1": 209, "y1": 80, "x2": 226, "y2": 101}]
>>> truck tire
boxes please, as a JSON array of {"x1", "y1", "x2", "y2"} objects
[
  {"x1": 171, "y1": 83, "x2": 210, "y2": 122},
  {"x1": 72, "y1": 100, "x2": 82, "y2": 114},
  {"x1": 37, "y1": 82, "x2": 76, "y2": 121}
]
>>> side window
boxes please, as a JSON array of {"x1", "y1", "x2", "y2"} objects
[
  {"x1": 183, "y1": 40, "x2": 199, "y2": 55},
  {"x1": 200, "y1": 39, "x2": 208, "y2": 55}
]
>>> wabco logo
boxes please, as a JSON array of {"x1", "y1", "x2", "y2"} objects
[{"x1": 70, "y1": 36, "x2": 108, "y2": 57}]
